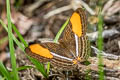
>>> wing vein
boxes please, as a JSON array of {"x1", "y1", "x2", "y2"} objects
[
  {"x1": 75, "y1": 34, "x2": 79, "y2": 56},
  {"x1": 50, "y1": 52, "x2": 73, "y2": 61}
]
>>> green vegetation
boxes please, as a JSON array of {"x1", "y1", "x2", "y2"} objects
[{"x1": 97, "y1": 1, "x2": 104, "y2": 80}]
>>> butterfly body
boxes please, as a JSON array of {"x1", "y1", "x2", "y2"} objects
[{"x1": 25, "y1": 8, "x2": 90, "y2": 70}]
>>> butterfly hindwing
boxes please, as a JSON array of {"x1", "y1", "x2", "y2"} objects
[
  {"x1": 41, "y1": 42, "x2": 76, "y2": 69},
  {"x1": 25, "y1": 41, "x2": 76, "y2": 69}
]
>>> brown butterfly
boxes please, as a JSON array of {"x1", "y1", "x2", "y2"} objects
[{"x1": 25, "y1": 8, "x2": 90, "y2": 70}]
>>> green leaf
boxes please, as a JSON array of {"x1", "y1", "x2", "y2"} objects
[
  {"x1": 0, "y1": 19, "x2": 25, "y2": 51},
  {"x1": 0, "y1": 62, "x2": 11, "y2": 80},
  {"x1": 6, "y1": 0, "x2": 19, "y2": 80},
  {"x1": 28, "y1": 56, "x2": 48, "y2": 78},
  {"x1": 11, "y1": 23, "x2": 28, "y2": 47},
  {"x1": 53, "y1": 18, "x2": 69, "y2": 43},
  {"x1": 97, "y1": 3, "x2": 104, "y2": 80},
  {"x1": 17, "y1": 66, "x2": 33, "y2": 71}
]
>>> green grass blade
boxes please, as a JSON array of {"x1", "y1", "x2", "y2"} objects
[
  {"x1": 17, "y1": 66, "x2": 33, "y2": 71},
  {"x1": 53, "y1": 18, "x2": 69, "y2": 43},
  {"x1": 6, "y1": 0, "x2": 19, "y2": 80},
  {"x1": 47, "y1": 62, "x2": 50, "y2": 74},
  {"x1": 28, "y1": 56, "x2": 48, "y2": 78},
  {"x1": 11, "y1": 23, "x2": 28, "y2": 47},
  {"x1": 97, "y1": 4, "x2": 104, "y2": 80},
  {"x1": 0, "y1": 20, "x2": 25, "y2": 51},
  {"x1": 0, "y1": 62, "x2": 11, "y2": 80}
]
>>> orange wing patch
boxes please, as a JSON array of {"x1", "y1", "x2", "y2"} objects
[
  {"x1": 29, "y1": 44, "x2": 53, "y2": 58},
  {"x1": 70, "y1": 12, "x2": 82, "y2": 37},
  {"x1": 72, "y1": 59, "x2": 77, "y2": 64}
]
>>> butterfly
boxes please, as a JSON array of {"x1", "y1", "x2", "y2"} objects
[{"x1": 25, "y1": 8, "x2": 90, "y2": 70}]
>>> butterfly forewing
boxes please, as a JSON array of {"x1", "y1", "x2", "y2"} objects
[{"x1": 60, "y1": 8, "x2": 89, "y2": 62}]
